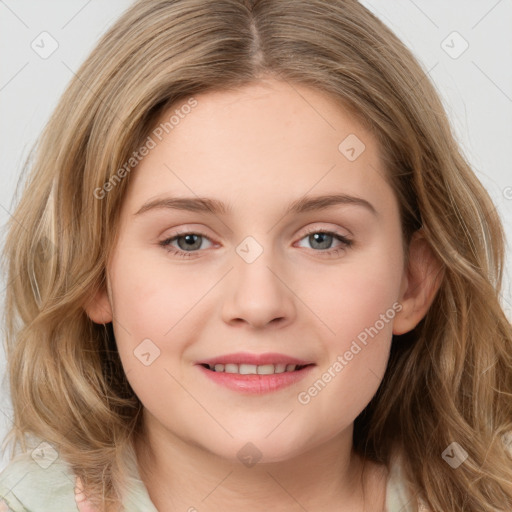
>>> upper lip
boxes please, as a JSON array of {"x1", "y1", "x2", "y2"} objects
[{"x1": 197, "y1": 352, "x2": 315, "y2": 367}]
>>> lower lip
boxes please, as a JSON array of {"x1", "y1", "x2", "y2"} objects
[{"x1": 196, "y1": 365, "x2": 315, "y2": 394}]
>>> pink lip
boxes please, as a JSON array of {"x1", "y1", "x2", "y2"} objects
[
  {"x1": 195, "y1": 352, "x2": 316, "y2": 394},
  {"x1": 197, "y1": 351, "x2": 314, "y2": 366},
  {"x1": 197, "y1": 365, "x2": 315, "y2": 394}
]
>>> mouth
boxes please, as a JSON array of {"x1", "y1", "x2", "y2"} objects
[
  {"x1": 199, "y1": 363, "x2": 314, "y2": 374},
  {"x1": 195, "y1": 352, "x2": 316, "y2": 394}
]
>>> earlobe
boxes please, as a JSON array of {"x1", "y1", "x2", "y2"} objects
[
  {"x1": 393, "y1": 229, "x2": 444, "y2": 335},
  {"x1": 83, "y1": 283, "x2": 113, "y2": 325}
]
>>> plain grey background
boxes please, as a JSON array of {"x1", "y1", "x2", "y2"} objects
[{"x1": 0, "y1": 0, "x2": 511, "y2": 471}]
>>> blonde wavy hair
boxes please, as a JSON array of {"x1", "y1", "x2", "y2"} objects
[{"x1": 2, "y1": 0, "x2": 511, "y2": 510}]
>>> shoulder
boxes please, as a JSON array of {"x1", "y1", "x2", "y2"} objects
[
  {"x1": 0, "y1": 447, "x2": 79, "y2": 511},
  {"x1": 385, "y1": 455, "x2": 432, "y2": 512}
]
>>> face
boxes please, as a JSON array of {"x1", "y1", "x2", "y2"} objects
[{"x1": 88, "y1": 78, "x2": 414, "y2": 464}]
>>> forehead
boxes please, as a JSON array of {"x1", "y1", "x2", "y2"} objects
[{"x1": 122, "y1": 79, "x2": 392, "y2": 216}]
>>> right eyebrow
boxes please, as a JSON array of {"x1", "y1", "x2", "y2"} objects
[{"x1": 134, "y1": 196, "x2": 230, "y2": 216}]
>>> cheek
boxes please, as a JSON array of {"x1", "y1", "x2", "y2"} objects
[
  {"x1": 110, "y1": 248, "x2": 214, "y2": 334},
  {"x1": 107, "y1": 248, "x2": 217, "y2": 380},
  {"x1": 295, "y1": 294, "x2": 397, "y2": 444},
  {"x1": 299, "y1": 234, "x2": 404, "y2": 344},
  {"x1": 294, "y1": 232, "x2": 403, "y2": 414},
  {"x1": 307, "y1": 279, "x2": 397, "y2": 404}
]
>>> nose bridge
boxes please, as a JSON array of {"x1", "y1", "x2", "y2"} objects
[
  {"x1": 235, "y1": 232, "x2": 288, "y2": 283},
  {"x1": 221, "y1": 234, "x2": 295, "y2": 328}
]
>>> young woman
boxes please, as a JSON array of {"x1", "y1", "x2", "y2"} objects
[{"x1": 1, "y1": 1, "x2": 511, "y2": 511}]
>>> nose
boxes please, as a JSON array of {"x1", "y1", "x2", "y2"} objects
[{"x1": 221, "y1": 249, "x2": 297, "y2": 330}]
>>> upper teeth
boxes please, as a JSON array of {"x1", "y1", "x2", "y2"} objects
[{"x1": 209, "y1": 363, "x2": 300, "y2": 374}]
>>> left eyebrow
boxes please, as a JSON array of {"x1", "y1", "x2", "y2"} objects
[{"x1": 133, "y1": 193, "x2": 378, "y2": 217}]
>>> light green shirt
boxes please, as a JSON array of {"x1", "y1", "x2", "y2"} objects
[{"x1": 0, "y1": 450, "x2": 420, "y2": 511}]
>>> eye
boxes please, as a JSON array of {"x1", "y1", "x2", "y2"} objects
[
  {"x1": 159, "y1": 231, "x2": 214, "y2": 258},
  {"x1": 159, "y1": 228, "x2": 353, "y2": 259},
  {"x1": 295, "y1": 228, "x2": 353, "y2": 257}
]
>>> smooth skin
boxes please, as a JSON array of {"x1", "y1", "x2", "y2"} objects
[{"x1": 86, "y1": 77, "x2": 442, "y2": 511}]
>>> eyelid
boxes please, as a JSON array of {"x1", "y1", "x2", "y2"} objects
[
  {"x1": 159, "y1": 224, "x2": 217, "y2": 241},
  {"x1": 298, "y1": 224, "x2": 352, "y2": 238}
]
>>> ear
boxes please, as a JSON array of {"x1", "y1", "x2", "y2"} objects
[
  {"x1": 83, "y1": 280, "x2": 113, "y2": 325},
  {"x1": 393, "y1": 229, "x2": 444, "y2": 335}
]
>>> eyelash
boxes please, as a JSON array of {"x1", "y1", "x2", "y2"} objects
[{"x1": 159, "y1": 228, "x2": 353, "y2": 259}]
